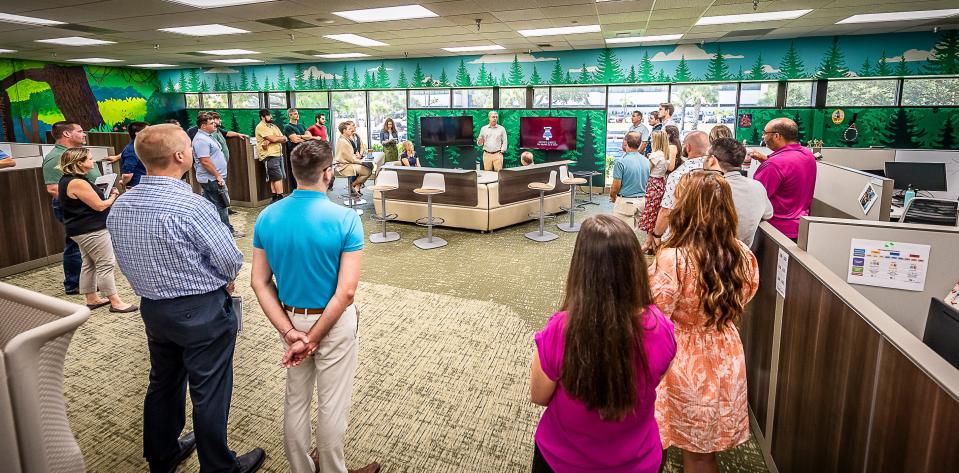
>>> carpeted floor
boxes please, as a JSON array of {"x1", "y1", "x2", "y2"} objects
[{"x1": 2, "y1": 182, "x2": 769, "y2": 472}]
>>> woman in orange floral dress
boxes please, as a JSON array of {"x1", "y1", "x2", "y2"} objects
[{"x1": 648, "y1": 170, "x2": 759, "y2": 473}]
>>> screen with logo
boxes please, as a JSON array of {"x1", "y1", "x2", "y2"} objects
[
  {"x1": 420, "y1": 116, "x2": 474, "y2": 146},
  {"x1": 520, "y1": 117, "x2": 577, "y2": 151}
]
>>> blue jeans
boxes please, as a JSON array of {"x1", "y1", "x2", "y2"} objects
[
  {"x1": 200, "y1": 181, "x2": 234, "y2": 232},
  {"x1": 52, "y1": 198, "x2": 81, "y2": 292}
]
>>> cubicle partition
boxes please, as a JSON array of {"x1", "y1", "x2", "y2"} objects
[
  {"x1": 818, "y1": 147, "x2": 895, "y2": 173},
  {"x1": 811, "y1": 161, "x2": 893, "y2": 221},
  {"x1": 742, "y1": 222, "x2": 959, "y2": 473}
]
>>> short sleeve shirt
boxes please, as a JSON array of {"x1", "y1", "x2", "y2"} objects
[
  {"x1": 628, "y1": 123, "x2": 651, "y2": 144},
  {"x1": 120, "y1": 141, "x2": 147, "y2": 187},
  {"x1": 308, "y1": 124, "x2": 328, "y2": 141},
  {"x1": 253, "y1": 190, "x2": 364, "y2": 308},
  {"x1": 660, "y1": 156, "x2": 705, "y2": 209},
  {"x1": 255, "y1": 121, "x2": 284, "y2": 158},
  {"x1": 612, "y1": 152, "x2": 651, "y2": 198},
  {"x1": 43, "y1": 144, "x2": 101, "y2": 185},
  {"x1": 192, "y1": 130, "x2": 228, "y2": 183},
  {"x1": 213, "y1": 127, "x2": 230, "y2": 161},
  {"x1": 284, "y1": 122, "x2": 308, "y2": 154}
]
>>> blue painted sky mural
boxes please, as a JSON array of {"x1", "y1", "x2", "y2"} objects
[{"x1": 159, "y1": 31, "x2": 959, "y2": 93}]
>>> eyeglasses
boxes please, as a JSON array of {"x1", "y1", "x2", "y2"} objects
[{"x1": 762, "y1": 129, "x2": 779, "y2": 136}]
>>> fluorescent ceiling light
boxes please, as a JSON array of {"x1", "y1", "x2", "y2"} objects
[
  {"x1": 68, "y1": 57, "x2": 122, "y2": 63},
  {"x1": 315, "y1": 53, "x2": 370, "y2": 59},
  {"x1": 131, "y1": 63, "x2": 178, "y2": 68},
  {"x1": 324, "y1": 34, "x2": 387, "y2": 47},
  {"x1": 198, "y1": 48, "x2": 260, "y2": 55},
  {"x1": 158, "y1": 24, "x2": 250, "y2": 36},
  {"x1": 164, "y1": 0, "x2": 274, "y2": 8},
  {"x1": 837, "y1": 9, "x2": 959, "y2": 24},
  {"x1": 332, "y1": 5, "x2": 438, "y2": 23},
  {"x1": 606, "y1": 34, "x2": 683, "y2": 44},
  {"x1": 696, "y1": 9, "x2": 811, "y2": 25},
  {"x1": 211, "y1": 58, "x2": 263, "y2": 63},
  {"x1": 0, "y1": 49, "x2": 16, "y2": 53},
  {"x1": 36, "y1": 36, "x2": 116, "y2": 46},
  {"x1": 442, "y1": 45, "x2": 505, "y2": 52},
  {"x1": 518, "y1": 25, "x2": 601, "y2": 37},
  {"x1": 0, "y1": 12, "x2": 66, "y2": 26}
]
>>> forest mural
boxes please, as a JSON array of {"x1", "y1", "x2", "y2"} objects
[
  {"x1": 0, "y1": 59, "x2": 179, "y2": 142},
  {"x1": 160, "y1": 31, "x2": 959, "y2": 94}
]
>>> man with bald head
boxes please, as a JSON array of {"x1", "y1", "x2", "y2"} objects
[
  {"x1": 107, "y1": 124, "x2": 265, "y2": 473},
  {"x1": 748, "y1": 118, "x2": 816, "y2": 240},
  {"x1": 649, "y1": 130, "x2": 709, "y2": 247}
]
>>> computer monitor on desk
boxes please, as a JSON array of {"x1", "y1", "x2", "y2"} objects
[
  {"x1": 884, "y1": 162, "x2": 948, "y2": 192},
  {"x1": 923, "y1": 298, "x2": 959, "y2": 370}
]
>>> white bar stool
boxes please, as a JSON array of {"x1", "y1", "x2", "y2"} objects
[
  {"x1": 369, "y1": 170, "x2": 400, "y2": 243},
  {"x1": 526, "y1": 170, "x2": 559, "y2": 242},
  {"x1": 557, "y1": 165, "x2": 587, "y2": 233},
  {"x1": 413, "y1": 173, "x2": 447, "y2": 250}
]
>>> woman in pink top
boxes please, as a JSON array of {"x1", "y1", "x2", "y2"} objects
[{"x1": 530, "y1": 214, "x2": 677, "y2": 473}]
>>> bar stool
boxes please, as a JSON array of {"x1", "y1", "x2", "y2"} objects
[
  {"x1": 557, "y1": 165, "x2": 587, "y2": 233},
  {"x1": 526, "y1": 170, "x2": 559, "y2": 242},
  {"x1": 369, "y1": 170, "x2": 400, "y2": 243},
  {"x1": 573, "y1": 170, "x2": 601, "y2": 205},
  {"x1": 334, "y1": 166, "x2": 365, "y2": 216},
  {"x1": 413, "y1": 173, "x2": 447, "y2": 250}
]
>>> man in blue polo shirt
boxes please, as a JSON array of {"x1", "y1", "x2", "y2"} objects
[
  {"x1": 610, "y1": 131, "x2": 651, "y2": 230},
  {"x1": 193, "y1": 112, "x2": 243, "y2": 237},
  {"x1": 250, "y1": 140, "x2": 379, "y2": 473},
  {"x1": 120, "y1": 121, "x2": 148, "y2": 187}
]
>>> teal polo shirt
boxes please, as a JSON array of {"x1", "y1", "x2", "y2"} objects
[
  {"x1": 612, "y1": 151, "x2": 651, "y2": 198},
  {"x1": 253, "y1": 189, "x2": 364, "y2": 308}
]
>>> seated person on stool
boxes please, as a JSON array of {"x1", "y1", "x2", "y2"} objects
[
  {"x1": 334, "y1": 121, "x2": 371, "y2": 197},
  {"x1": 610, "y1": 131, "x2": 650, "y2": 230},
  {"x1": 520, "y1": 151, "x2": 534, "y2": 167},
  {"x1": 400, "y1": 141, "x2": 421, "y2": 167},
  {"x1": 477, "y1": 111, "x2": 507, "y2": 171}
]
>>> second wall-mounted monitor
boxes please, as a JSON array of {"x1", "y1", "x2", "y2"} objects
[
  {"x1": 420, "y1": 116, "x2": 474, "y2": 146},
  {"x1": 520, "y1": 116, "x2": 578, "y2": 151}
]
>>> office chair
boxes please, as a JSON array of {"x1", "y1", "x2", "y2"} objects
[{"x1": 899, "y1": 197, "x2": 959, "y2": 226}]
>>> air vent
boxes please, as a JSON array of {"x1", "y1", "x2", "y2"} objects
[
  {"x1": 256, "y1": 17, "x2": 318, "y2": 29},
  {"x1": 292, "y1": 50, "x2": 324, "y2": 56},
  {"x1": 58, "y1": 24, "x2": 119, "y2": 34},
  {"x1": 723, "y1": 28, "x2": 775, "y2": 38},
  {"x1": 536, "y1": 43, "x2": 552, "y2": 48},
  {"x1": 272, "y1": 56, "x2": 306, "y2": 62},
  {"x1": 178, "y1": 52, "x2": 212, "y2": 56}
]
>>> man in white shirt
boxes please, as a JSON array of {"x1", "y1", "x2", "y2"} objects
[
  {"x1": 704, "y1": 138, "x2": 773, "y2": 247},
  {"x1": 624, "y1": 110, "x2": 649, "y2": 155},
  {"x1": 477, "y1": 111, "x2": 507, "y2": 171}
]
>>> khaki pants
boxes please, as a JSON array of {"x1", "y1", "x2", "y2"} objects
[
  {"x1": 70, "y1": 228, "x2": 118, "y2": 296},
  {"x1": 348, "y1": 164, "x2": 372, "y2": 187},
  {"x1": 482, "y1": 152, "x2": 503, "y2": 171},
  {"x1": 612, "y1": 196, "x2": 645, "y2": 230},
  {"x1": 283, "y1": 305, "x2": 358, "y2": 473}
]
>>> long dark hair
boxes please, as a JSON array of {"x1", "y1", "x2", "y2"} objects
[
  {"x1": 666, "y1": 171, "x2": 754, "y2": 329},
  {"x1": 382, "y1": 118, "x2": 395, "y2": 135},
  {"x1": 560, "y1": 215, "x2": 653, "y2": 421},
  {"x1": 664, "y1": 125, "x2": 683, "y2": 168}
]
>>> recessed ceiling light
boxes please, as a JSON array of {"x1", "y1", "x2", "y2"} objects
[
  {"x1": 442, "y1": 45, "x2": 506, "y2": 52},
  {"x1": 131, "y1": 63, "x2": 179, "y2": 68},
  {"x1": 518, "y1": 25, "x2": 601, "y2": 37},
  {"x1": 198, "y1": 49, "x2": 260, "y2": 55},
  {"x1": 837, "y1": 9, "x2": 959, "y2": 24},
  {"x1": 606, "y1": 34, "x2": 683, "y2": 44},
  {"x1": 0, "y1": 12, "x2": 66, "y2": 26},
  {"x1": 211, "y1": 58, "x2": 263, "y2": 63},
  {"x1": 164, "y1": 0, "x2": 275, "y2": 8},
  {"x1": 696, "y1": 9, "x2": 812, "y2": 26},
  {"x1": 68, "y1": 57, "x2": 122, "y2": 63},
  {"x1": 324, "y1": 34, "x2": 387, "y2": 47},
  {"x1": 315, "y1": 53, "x2": 370, "y2": 59},
  {"x1": 35, "y1": 36, "x2": 116, "y2": 46},
  {"x1": 332, "y1": 5, "x2": 438, "y2": 23},
  {"x1": 0, "y1": 48, "x2": 16, "y2": 53},
  {"x1": 158, "y1": 24, "x2": 250, "y2": 36}
]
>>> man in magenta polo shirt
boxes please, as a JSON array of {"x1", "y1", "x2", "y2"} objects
[{"x1": 748, "y1": 118, "x2": 816, "y2": 239}]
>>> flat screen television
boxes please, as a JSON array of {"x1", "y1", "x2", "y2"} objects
[
  {"x1": 520, "y1": 117, "x2": 577, "y2": 151},
  {"x1": 420, "y1": 116, "x2": 474, "y2": 146}
]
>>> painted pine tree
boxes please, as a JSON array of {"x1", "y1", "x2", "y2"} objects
[
  {"x1": 936, "y1": 116, "x2": 955, "y2": 150},
  {"x1": 792, "y1": 113, "x2": 807, "y2": 144},
  {"x1": 735, "y1": 66, "x2": 744, "y2": 81},
  {"x1": 549, "y1": 60, "x2": 564, "y2": 84},
  {"x1": 749, "y1": 127, "x2": 761, "y2": 145},
  {"x1": 455, "y1": 59, "x2": 472, "y2": 87},
  {"x1": 294, "y1": 64, "x2": 306, "y2": 90},
  {"x1": 509, "y1": 55, "x2": 524, "y2": 85},
  {"x1": 580, "y1": 113, "x2": 599, "y2": 170},
  {"x1": 529, "y1": 66, "x2": 543, "y2": 85},
  {"x1": 330, "y1": 74, "x2": 339, "y2": 90},
  {"x1": 285, "y1": 77, "x2": 292, "y2": 91},
  {"x1": 165, "y1": 78, "x2": 176, "y2": 93},
  {"x1": 439, "y1": 68, "x2": 450, "y2": 86},
  {"x1": 351, "y1": 69, "x2": 360, "y2": 89},
  {"x1": 476, "y1": 64, "x2": 489, "y2": 86},
  {"x1": 749, "y1": 54, "x2": 768, "y2": 80},
  {"x1": 377, "y1": 62, "x2": 390, "y2": 88},
  {"x1": 363, "y1": 70, "x2": 374, "y2": 88},
  {"x1": 397, "y1": 69, "x2": 409, "y2": 88},
  {"x1": 625, "y1": 65, "x2": 637, "y2": 83},
  {"x1": 859, "y1": 57, "x2": 873, "y2": 77},
  {"x1": 895, "y1": 57, "x2": 910, "y2": 76},
  {"x1": 640, "y1": 51, "x2": 655, "y2": 82},
  {"x1": 276, "y1": 67, "x2": 287, "y2": 91},
  {"x1": 198, "y1": 79, "x2": 209, "y2": 92},
  {"x1": 924, "y1": 31, "x2": 959, "y2": 75},
  {"x1": 705, "y1": 45, "x2": 730, "y2": 81},
  {"x1": 674, "y1": 56, "x2": 692, "y2": 82},
  {"x1": 656, "y1": 69, "x2": 670, "y2": 82},
  {"x1": 593, "y1": 48, "x2": 624, "y2": 83},
  {"x1": 229, "y1": 113, "x2": 239, "y2": 133},
  {"x1": 816, "y1": 37, "x2": 848, "y2": 78},
  {"x1": 188, "y1": 69, "x2": 201, "y2": 92},
  {"x1": 308, "y1": 75, "x2": 317, "y2": 89},
  {"x1": 178, "y1": 70, "x2": 188, "y2": 92},
  {"x1": 876, "y1": 50, "x2": 892, "y2": 76},
  {"x1": 250, "y1": 71, "x2": 260, "y2": 90},
  {"x1": 213, "y1": 76, "x2": 223, "y2": 91},
  {"x1": 579, "y1": 63, "x2": 591, "y2": 84},
  {"x1": 318, "y1": 77, "x2": 326, "y2": 89},
  {"x1": 487, "y1": 72, "x2": 495, "y2": 86},
  {"x1": 564, "y1": 71, "x2": 573, "y2": 84},
  {"x1": 881, "y1": 108, "x2": 925, "y2": 148},
  {"x1": 263, "y1": 78, "x2": 271, "y2": 91},
  {"x1": 412, "y1": 63, "x2": 425, "y2": 87},
  {"x1": 341, "y1": 66, "x2": 350, "y2": 89},
  {"x1": 224, "y1": 76, "x2": 234, "y2": 92},
  {"x1": 239, "y1": 68, "x2": 249, "y2": 90},
  {"x1": 778, "y1": 42, "x2": 806, "y2": 79}
]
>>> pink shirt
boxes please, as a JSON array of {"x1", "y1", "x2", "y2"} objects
[
  {"x1": 754, "y1": 143, "x2": 817, "y2": 238},
  {"x1": 534, "y1": 307, "x2": 676, "y2": 473}
]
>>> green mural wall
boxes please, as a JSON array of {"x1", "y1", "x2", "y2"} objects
[
  {"x1": 406, "y1": 108, "x2": 607, "y2": 184},
  {"x1": 0, "y1": 59, "x2": 180, "y2": 143},
  {"x1": 737, "y1": 107, "x2": 959, "y2": 150},
  {"x1": 184, "y1": 108, "x2": 330, "y2": 137}
]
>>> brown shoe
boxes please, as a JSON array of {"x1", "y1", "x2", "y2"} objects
[{"x1": 349, "y1": 463, "x2": 381, "y2": 473}]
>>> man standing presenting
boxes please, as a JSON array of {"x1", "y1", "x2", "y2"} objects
[
  {"x1": 193, "y1": 112, "x2": 243, "y2": 237},
  {"x1": 43, "y1": 121, "x2": 95, "y2": 295},
  {"x1": 307, "y1": 113, "x2": 329, "y2": 141},
  {"x1": 255, "y1": 109, "x2": 288, "y2": 203},
  {"x1": 107, "y1": 124, "x2": 264, "y2": 473},
  {"x1": 610, "y1": 132, "x2": 651, "y2": 230},
  {"x1": 251, "y1": 140, "x2": 380, "y2": 473},
  {"x1": 625, "y1": 110, "x2": 649, "y2": 156},
  {"x1": 477, "y1": 111, "x2": 507, "y2": 171},
  {"x1": 748, "y1": 118, "x2": 817, "y2": 241},
  {"x1": 650, "y1": 130, "x2": 709, "y2": 249},
  {"x1": 704, "y1": 138, "x2": 773, "y2": 246}
]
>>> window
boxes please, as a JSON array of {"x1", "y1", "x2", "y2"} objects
[
  {"x1": 670, "y1": 83, "x2": 737, "y2": 136},
  {"x1": 185, "y1": 93, "x2": 200, "y2": 109},
  {"x1": 533, "y1": 87, "x2": 550, "y2": 108},
  {"x1": 550, "y1": 86, "x2": 606, "y2": 108},
  {"x1": 785, "y1": 81, "x2": 814, "y2": 107},
  {"x1": 901, "y1": 78, "x2": 959, "y2": 106},
  {"x1": 267, "y1": 92, "x2": 287, "y2": 109},
  {"x1": 452, "y1": 88, "x2": 493, "y2": 108},
  {"x1": 739, "y1": 82, "x2": 779, "y2": 107},
  {"x1": 331, "y1": 91, "x2": 367, "y2": 157},
  {"x1": 368, "y1": 90, "x2": 407, "y2": 147},
  {"x1": 201, "y1": 93, "x2": 227, "y2": 108},
  {"x1": 606, "y1": 85, "x2": 669, "y2": 159},
  {"x1": 825, "y1": 79, "x2": 898, "y2": 107},
  {"x1": 500, "y1": 88, "x2": 527, "y2": 108},
  {"x1": 409, "y1": 89, "x2": 450, "y2": 108},
  {"x1": 295, "y1": 91, "x2": 329, "y2": 108},
  {"x1": 230, "y1": 92, "x2": 259, "y2": 109}
]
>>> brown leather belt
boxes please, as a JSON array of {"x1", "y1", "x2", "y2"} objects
[{"x1": 283, "y1": 305, "x2": 325, "y2": 315}]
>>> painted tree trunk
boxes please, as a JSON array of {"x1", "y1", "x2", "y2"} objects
[{"x1": 0, "y1": 64, "x2": 105, "y2": 141}]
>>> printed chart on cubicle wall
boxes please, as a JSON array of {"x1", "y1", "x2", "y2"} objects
[{"x1": 847, "y1": 239, "x2": 931, "y2": 292}]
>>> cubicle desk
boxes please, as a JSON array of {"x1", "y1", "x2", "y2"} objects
[
  {"x1": 811, "y1": 161, "x2": 893, "y2": 221},
  {"x1": 741, "y1": 223, "x2": 959, "y2": 473}
]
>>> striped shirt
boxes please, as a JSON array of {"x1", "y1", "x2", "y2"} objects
[{"x1": 106, "y1": 175, "x2": 243, "y2": 300}]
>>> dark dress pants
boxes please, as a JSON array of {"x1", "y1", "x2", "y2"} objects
[
  {"x1": 51, "y1": 198, "x2": 81, "y2": 292},
  {"x1": 140, "y1": 288, "x2": 240, "y2": 473},
  {"x1": 200, "y1": 181, "x2": 234, "y2": 232}
]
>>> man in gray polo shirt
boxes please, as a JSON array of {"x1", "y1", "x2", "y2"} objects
[
  {"x1": 193, "y1": 112, "x2": 244, "y2": 238},
  {"x1": 704, "y1": 137, "x2": 773, "y2": 247},
  {"x1": 624, "y1": 110, "x2": 649, "y2": 155}
]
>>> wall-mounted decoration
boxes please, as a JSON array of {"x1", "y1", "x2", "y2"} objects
[{"x1": 832, "y1": 109, "x2": 845, "y2": 125}]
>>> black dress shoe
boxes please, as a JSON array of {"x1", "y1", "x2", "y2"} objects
[
  {"x1": 65, "y1": 289, "x2": 80, "y2": 295},
  {"x1": 237, "y1": 448, "x2": 265, "y2": 473},
  {"x1": 150, "y1": 431, "x2": 196, "y2": 473},
  {"x1": 228, "y1": 208, "x2": 237, "y2": 215}
]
